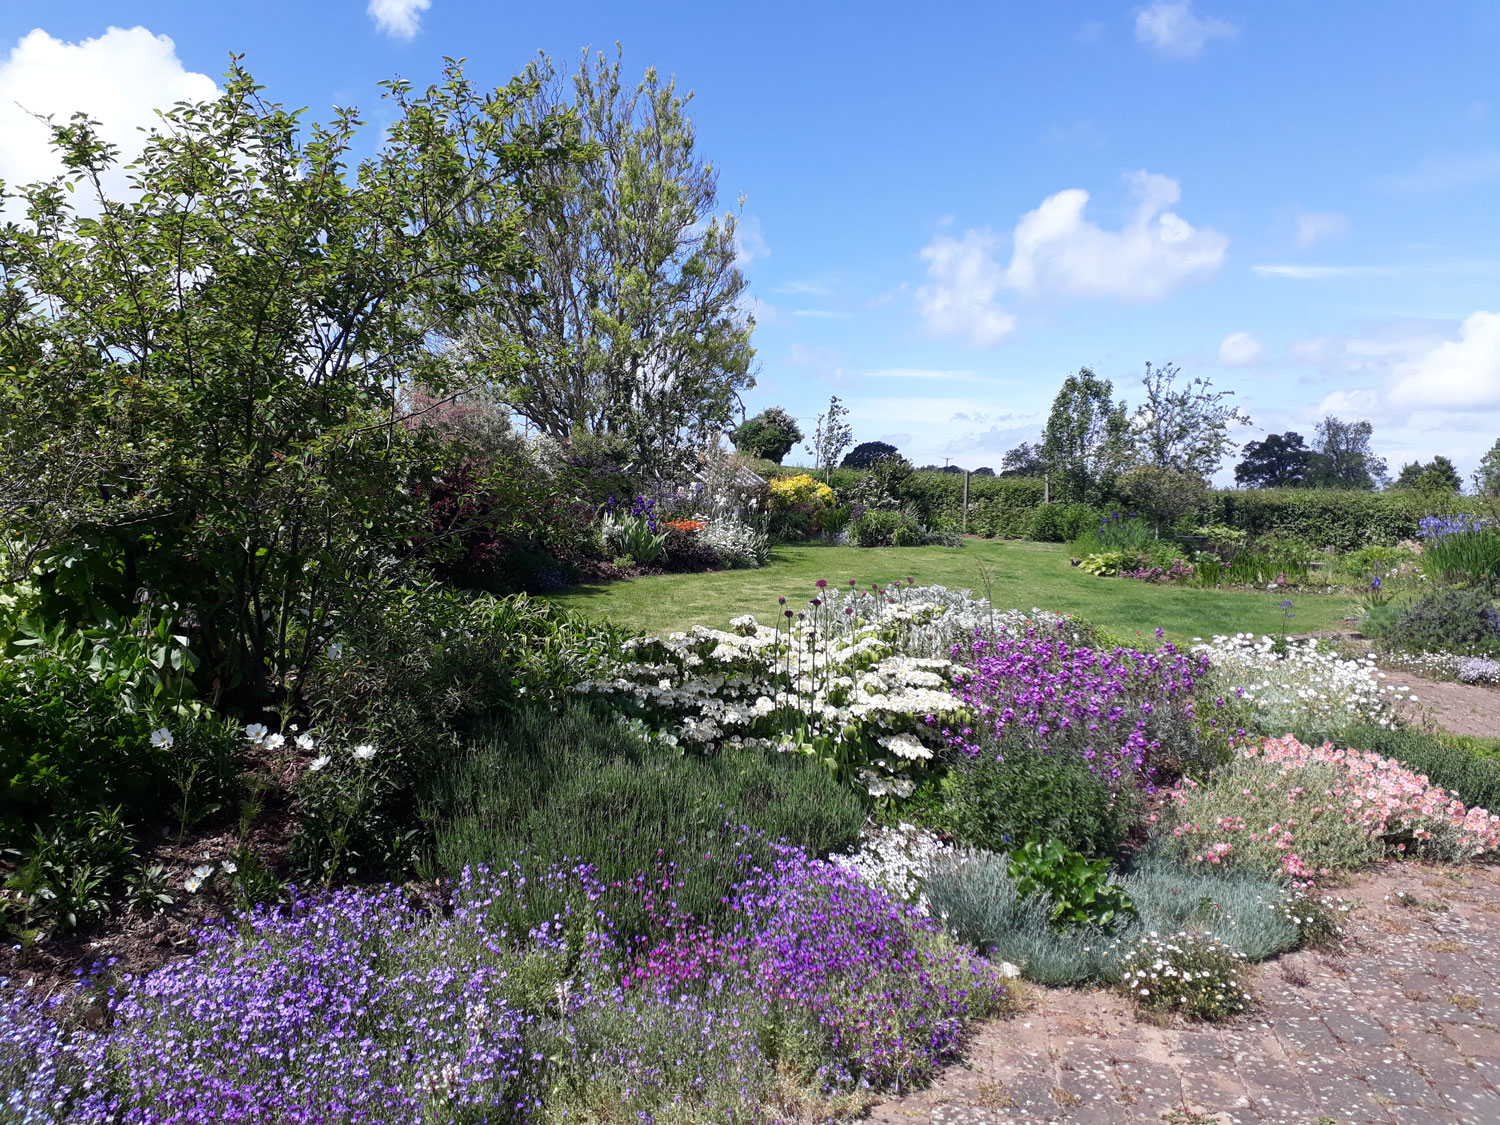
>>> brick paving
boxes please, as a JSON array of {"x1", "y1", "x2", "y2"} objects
[{"x1": 866, "y1": 862, "x2": 1500, "y2": 1125}]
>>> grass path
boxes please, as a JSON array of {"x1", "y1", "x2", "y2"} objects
[{"x1": 548, "y1": 539, "x2": 1356, "y2": 642}]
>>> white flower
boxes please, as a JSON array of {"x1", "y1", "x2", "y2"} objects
[
  {"x1": 997, "y1": 961, "x2": 1021, "y2": 979},
  {"x1": 245, "y1": 723, "x2": 268, "y2": 743},
  {"x1": 220, "y1": 860, "x2": 238, "y2": 875},
  {"x1": 192, "y1": 864, "x2": 214, "y2": 879},
  {"x1": 309, "y1": 755, "x2": 331, "y2": 772},
  {"x1": 327, "y1": 642, "x2": 344, "y2": 660},
  {"x1": 352, "y1": 744, "x2": 376, "y2": 761},
  {"x1": 149, "y1": 728, "x2": 174, "y2": 750},
  {"x1": 295, "y1": 733, "x2": 315, "y2": 751},
  {"x1": 264, "y1": 733, "x2": 286, "y2": 751},
  {"x1": 184, "y1": 877, "x2": 203, "y2": 894}
]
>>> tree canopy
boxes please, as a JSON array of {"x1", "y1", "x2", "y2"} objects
[
  {"x1": 448, "y1": 48, "x2": 756, "y2": 480},
  {"x1": 733, "y1": 407, "x2": 802, "y2": 463},
  {"x1": 1234, "y1": 432, "x2": 1313, "y2": 489},
  {"x1": 1306, "y1": 416, "x2": 1389, "y2": 490},
  {"x1": 842, "y1": 441, "x2": 899, "y2": 469},
  {"x1": 1129, "y1": 362, "x2": 1249, "y2": 479},
  {"x1": 1393, "y1": 456, "x2": 1463, "y2": 494},
  {"x1": 1040, "y1": 369, "x2": 1130, "y2": 504}
]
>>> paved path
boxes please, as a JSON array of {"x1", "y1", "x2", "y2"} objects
[{"x1": 867, "y1": 862, "x2": 1500, "y2": 1125}]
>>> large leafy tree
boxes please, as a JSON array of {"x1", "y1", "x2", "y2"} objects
[
  {"x1": 1393, "y1": 456, "x2": 1463, "y2": 494},
  {"x1": 1234, "y1": 432, "x2": 1313, "y2": 488},
  {"x1": 1307, "y1": 416, "x2": 1389, "y2": 490},
  {"x1": 841, "y1": 441, "x2": 899, "y2": 469},
  {"x1": 1129, "y1": 362, "x2": 1249, "y2": 479},
  {"x1": 999, "y1": 441, "x2": 1045, "y2": 478},
  {"x1": 1040, "y1": 368, "x2": 1130, "y2": 504},
  {"x1": 451, "y1": 48, "x2": 756, "y2": 479},
  {"x1": 733, "y1": 406, "x2": 802, "y2": 463},
  {"x1": 0, "y1": 60, "x2": 579, "y2": 709}
]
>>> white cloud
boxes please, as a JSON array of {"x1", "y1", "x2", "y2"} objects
[
  {"x1": 1253, "y1": 264, "x2": 1394, "y2": 280},
  {"x1": 916, "y1": 228, "x2": 1017, "y2": 346},
  {"x1": 775, "y1": 280, "x2": 831, "y2": 296},
  {"x1": 733, "y1": 215, "x2": 769, "y2": 265},
  {"x1": 368, "y1": 0, "x2": 432, "y2": 40},
  {"x1": 1005, "y1": 172, "x2": 1227, "y2": 300},
  {"x1": 1390, "y1": 310, "x2": 1500, "y2": 411},
  {"x1": 1217, "y1": 331, "x2": 1263, "y2": 367},
  {"x1": 1134, "y1": 1, "x2": 1238, "y2": 58},
  {"x1": 792, "y1": 309, "x2": 853, "y2": 320},
  {"x1": 1294, "y1": 210, "x2": 1350, "y2": 248},
  {"x1": 864, "y1": 368, "x2": 997, "y2": 384},
  {"x1": 0, "y1": 27, "x2": 216, "y2": 195}
]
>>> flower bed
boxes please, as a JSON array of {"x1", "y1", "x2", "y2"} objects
[
  {"x1": 1193, "y1": 633, "x2": 1412, "y2": 735},
  {"x1": 6, "y1": 843, "x2": 1008, "y2": 1123},
  {"x1": 939, "y1": 623, "x2": 1207, "y2": 789},
  {"x1": 1162, "y1": 734, "x2": 1500, "y2": 882}
]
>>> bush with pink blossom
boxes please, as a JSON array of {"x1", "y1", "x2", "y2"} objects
[{"x1": 1160, "y1": 734, "x2": 1500, "y2": 882}]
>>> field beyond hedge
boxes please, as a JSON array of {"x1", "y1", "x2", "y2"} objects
[{"x1": 549, "y1": 538, "x2": 1358, "y2": 640}]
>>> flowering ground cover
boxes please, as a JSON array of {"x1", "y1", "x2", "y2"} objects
[
  {"x1": 1162, "y1": 734, "x2": 1500, "y2": 882},
  {"x1": 3, "y1": 842, "x2": 1008, "y2": 1123}
]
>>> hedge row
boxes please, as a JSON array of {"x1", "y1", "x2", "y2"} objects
[{"x1": 759, "y1": 464, "x2": 1487, "y2": 551}]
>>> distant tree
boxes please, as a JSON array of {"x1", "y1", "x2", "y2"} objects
[
  {"x1": 1040, "y1": 369, "x2": 1130, "y2": 504},
  {"x1": 1130, "y1": 362, "x2": 1250, "y2": 478},
  {"x1": 733, "y1": 407, "x2": 803, "y2": 463},
  {"x1": 1000, "y1": 441, "x2": 1045, "y2": 477},
  {"x1": 809, "y1": 395, "x2": 853, "y2": 482},
  {"x1": 1234, "y1": 432, "x2": 1313, "y2": 489},
  {"x1": 1118, "y1": 465, "x2": 1208, "y2": 538},
  {"x1": 1393, "y1": 456, "x2": 1463, "y2": 494},
  {"x1": 841, "y1": 441, "x2": 899, "y2": 469},
  {"x1": 971, "y1": 466, "x2": 996, "y2": 477},
  {"x1": 1478, "y1": 439, "x2": 1500, "y2": 497},
  {"x1": 1306, "y1": 416, "x2": 1389, "y2": 490}
]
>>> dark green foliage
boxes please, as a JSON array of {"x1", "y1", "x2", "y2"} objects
[
  {"x1": 841, "y1": 441, "x2": 900, "y2": 469},
  {"x1": 733, "y1": 408, "x2": 803, "y2": 464},
  {"x1": 1201, "y1": 489, "x2": 1451, "y2": 552},
  {"x1": 1235, "y1": 431, "x2": 1313, "y2": 488},
  {"x1": 1393, "y1": 456, "x2": 1463, "y2": 494},
  {"x1": 939, "y1": 746, "x2": 1132, "y2": 857},
  {"x1": 1340, "y1": 725, "x2": 1500, "y2": 812},
  {"x1": 1367, "y1": 588, "x2": 1500, "y2": 657},
  {"x1": 0, "y1": 642, "x2": 239, "y2": 851},
  {"x1": 420, "y1": 703, "x2": 865, "y2": 945},
  {"x1": 1027, "y1": 503, "x2": 1070, "y2": 542},
  {"x1": 1307, "y1": 415, "x2": 1389, "y2": 489},
  {"x1": 1006, "y1": 839, "x2": 1136, "y2": 931},
  {"x1": 2, "y1": 807, "x2": 140, "y2": 935},
  {"x1": 1040, "y1": 368, "x2": 1131, "y2": 504}
]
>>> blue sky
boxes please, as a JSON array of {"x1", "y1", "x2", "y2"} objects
[{"x1": 3, "y1": 2, "x2": 1499, "y2": 481}]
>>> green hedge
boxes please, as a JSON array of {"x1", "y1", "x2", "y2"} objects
[{"x1": 768, "y1": 465, "x2": 1484, "y2": 552}]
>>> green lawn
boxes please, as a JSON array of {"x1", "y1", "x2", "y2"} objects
[{"x1": 548, "y1": 539, "x2": 1357, "y2": 642}]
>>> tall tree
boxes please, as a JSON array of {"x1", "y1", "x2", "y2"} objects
[
  {"x1": 999, "y1": 441, "x2": 1045, "y2": 478},
  {"x1": 809, "y1": 395, "x2": 853, "y2": 482},
  {"x1": 450, "y1": 48, "x2": 756, "y2": 480},
  {"x1": 841, "y1": 441, "x2": 899, "y2": 469},
  {"x1": 1307, "y1": 416, "x2": 1389, "y2": 490},
  {"x1": 732, "y1": 406, "x2": 802, "y2": 463},
  {"x1": 1393, "y1": 456, "x2": 1463, "y2": 494},
  {"x1": 1040, "y1": 369, "x2": 1130, "y2": 503},
  {"x1": 1478, "y1": 439, "x2": 1500, "y2": 497},
  {"x1": 1234, "y1": 432, "x2": 1313, "y2": 488},
  {"x1": 0, "y1": 61, "x2": 576, "y2": 707},
  {"x1": 1130, "y1": 362, "x2": 1249, "y2": 478}
]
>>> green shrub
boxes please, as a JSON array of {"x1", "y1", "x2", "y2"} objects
[
  {"x1": 1368, "y1": 587, "x2": 1500, "y2": 656},
  {"x1": 924, "y1": 851, "x2": 1302, "y2": 987},
  {"x1": 1026, "y1": 503, "x2": 1070, "y2": 542},
  {"x1": 940, "y1": 745, "x2": 1133, "y2": 857},
  {"x1": 1006, "y1": 839, "x2": 1135, "y2": 931},
  {"x1": 419, "y1": 702, "x2": 865, "y2": 946},
  {"x1": 848, "y1": 509, "x2": 924, "y2": 547},
  {"x1": 1339, "y1": 725, "x2": 1500, "y2": 812}
]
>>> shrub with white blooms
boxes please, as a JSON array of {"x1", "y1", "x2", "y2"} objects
[
  {"x1": 828, "y1": 822, "x2": 953, "y2": 913},
  {"x1": 576, "y1": 583, "x2": 1052, "y2": 793},
  {"x1": 1194, "y1": 633, "x2": 1412, "y2": 734}
]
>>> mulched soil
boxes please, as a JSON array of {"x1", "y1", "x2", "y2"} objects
[{"x1": 866, "y1": 861, "x2": 1500, "y2": 1125}]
